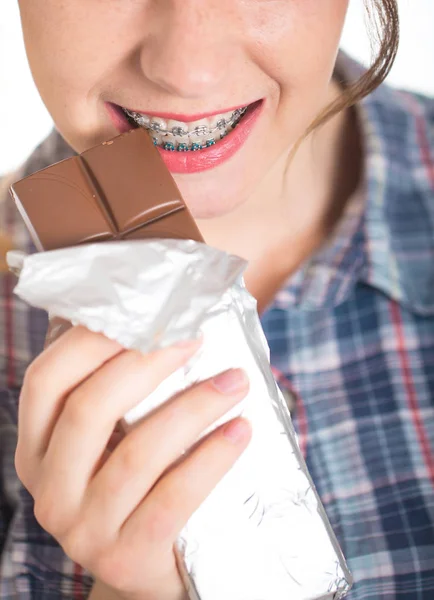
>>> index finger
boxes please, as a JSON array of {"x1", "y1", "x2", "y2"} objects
[{"x1": 18, "y1": 325, "x2": 124, "y2": 456}]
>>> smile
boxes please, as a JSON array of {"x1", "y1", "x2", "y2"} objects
[
  {"x1": 123, "y1": 106, "x2": 248, "y2": 152},
  {"x1": 107, "y1": 100, "x2": 263, "y2": 174}
]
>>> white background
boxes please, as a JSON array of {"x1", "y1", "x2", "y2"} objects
[{"x1": 0, "y1": 0, "x2": 433, "y2": 175}]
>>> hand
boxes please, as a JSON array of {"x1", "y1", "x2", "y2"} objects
[
  {"x1": 88, "y1": 579, "x2": 189, "y2": 600},
  {"x1": 15, "y1": 326, "x2": 251, "y2": 600}
]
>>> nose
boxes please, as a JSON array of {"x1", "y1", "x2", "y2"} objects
[{"x1": 140, "y1": 1, "x2": 235, "y2": 99}]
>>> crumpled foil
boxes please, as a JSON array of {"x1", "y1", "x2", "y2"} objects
[{"x1": 8, "y1": 240, "x2": 353, "y2": 600}]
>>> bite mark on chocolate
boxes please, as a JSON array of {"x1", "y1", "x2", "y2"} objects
[{"x1": 10, "y1": 128, "x2": 203, "y2": 251}]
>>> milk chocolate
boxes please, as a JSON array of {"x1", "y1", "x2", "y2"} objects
[{"x1": 10, "y1": 128, "x2": 203, "y2": 251}]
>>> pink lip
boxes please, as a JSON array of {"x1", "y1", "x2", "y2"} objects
[
  {"x1": 106, "y1": 103, "x2": 133, "y2": 134},
  {"x1": 106, "y1": 100, "x2": 263, "y2": 174}
]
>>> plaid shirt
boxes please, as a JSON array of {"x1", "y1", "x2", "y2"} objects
[{"x1": 1, "y1": 54, "x2": 434, "y2": 599}]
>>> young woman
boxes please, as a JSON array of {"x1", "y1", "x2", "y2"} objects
[{"x1": 1, "y1": 1, "x2": 433, "y2": 599}]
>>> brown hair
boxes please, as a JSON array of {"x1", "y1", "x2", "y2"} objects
[{"x1": 308, "y1": 0, "x2": 400, "y2": 136}]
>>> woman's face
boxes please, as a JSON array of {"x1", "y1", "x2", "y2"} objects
[{"x1": 18, "y1": 0, "x2": 349, "y2": 219}]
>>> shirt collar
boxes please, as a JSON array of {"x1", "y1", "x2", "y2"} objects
[
  {"x1": 273, "y1": 52, "x2": 434, "y2": 315},
  {"x1": 9, "y1": 55, "x2": 434, "y2": 315}
]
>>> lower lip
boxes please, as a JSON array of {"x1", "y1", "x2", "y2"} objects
[{"x1": 107, "y1": 101, "x2": 263, "y2": 174}]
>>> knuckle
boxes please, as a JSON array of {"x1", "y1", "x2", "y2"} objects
[
  {"x1": 33, "y1": 493, "x2": 61, "y2": 535},
  {"x1": 62, "y1": 387, "x2": 93, "y2": 430},
  {"x1": 33, "y1": 485, "x2": 70, "y2": 538},
  {"x1": 62, "y1": 534, "x2": 84, "y2": 565},
  {"x1": 94, "y1": 553, "x2": 136, "y2": 593},
  {"x1": 114, "y1": 440, "x2": 144, "y2": 483},
  {"x1": 23, "y1": 358, "x2": 47, "y2": 397},
  {"x1": 123, "y1": 349, "x2": 148, "y2": 374},
  {"x1": 61, "y1": 524, "x2": 93, "y2": 565},
  {"x1": 163, "y1": 400, "x2": 184, "y2": 425},
  {"x1": 14, "y1": 450, "x2": 37, "y2": 494},
  {"x1": 14, "y1": 446, "x2": 29, "y2": 488},
  {"x1": 145, "y1": 497, "x2": 177, "y2": 545}
]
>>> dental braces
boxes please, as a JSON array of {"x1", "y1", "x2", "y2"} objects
[
  {"x1": 157, "y1": 139, "x2": 218, "y2": 152},
  {"x1": 124, "y1": 107, "x2": 248, "y2": 138}
]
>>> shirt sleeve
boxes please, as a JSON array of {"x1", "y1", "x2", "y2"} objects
[
  {"x1": 0, "y1": 388, "x2": 19, "y2": 558},
  {"x1": 0, "y1": 387, "x2": 94, "y2": 599},
  {"x1": 0, "y1": 129, "x2": 94, "y2": 598}
]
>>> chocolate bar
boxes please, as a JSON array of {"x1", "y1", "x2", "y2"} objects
[{"x1": 10, "y1": 128, "x2": 203, "y2": 251}]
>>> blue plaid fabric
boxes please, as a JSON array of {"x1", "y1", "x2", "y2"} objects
[{"x1": 1, "y1": 54, "x2": 434, "y2": 599}]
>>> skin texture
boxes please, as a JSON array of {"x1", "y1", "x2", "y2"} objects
[
  {"x1": 16, "y1": 328, "x2": 251, "y2": 600},
  {"x1": 17, "y1": 0, "x2": 350, "y2": 219},
  {"x1": 14, "y1": 2, "x2": 357, "y2": 598}
]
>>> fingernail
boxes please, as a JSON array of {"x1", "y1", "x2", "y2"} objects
[
  {"x1": 223, "y1": 419, "x2": 251, "y2": 444},
  {"x1": 212, "y1": 369, "x2": 248, "y2": 394}
]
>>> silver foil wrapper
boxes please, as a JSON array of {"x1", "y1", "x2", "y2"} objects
[{"x1": 8, "y1": 240, "x2": 352, "y2": 600}]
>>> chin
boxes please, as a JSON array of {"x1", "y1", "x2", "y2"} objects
[{"x1": 173, "y1": 174, "x2": 250, "y2": 220}]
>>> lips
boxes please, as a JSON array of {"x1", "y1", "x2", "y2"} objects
[{"x1": 106, "y1": 100, "x2": 263, "y2": 174}]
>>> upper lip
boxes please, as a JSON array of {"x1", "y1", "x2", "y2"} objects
[{"x1": 116, "y1": 101, "x2": 259, "y2": 123}]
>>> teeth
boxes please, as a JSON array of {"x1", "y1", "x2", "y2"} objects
[
  {"x1": 149, "y1": 116, "x2": 167, "y2": 135},
  {"x1": 167, "y1": 119, "x2": 189, "y2": 137},
  {"x1": 188, "y1": 118, "x2": 209, "y2": 137},
  {"x1": 124, "y1": 105, "x2": 249, "y2": 150},
  {"x1": 209, "y1": 110, "x2": 233, "y2": 130},
  {"x1": 209, "y1": 128, "x2": 221, "y2": 143},
  {"x1": 136, "y1": 114, "x2": 150, "y2": 128},
  {"x1": 216, "y1": 118, "x2": 228, "y2": 131},
  {"x1": 151, "y1": 133, "x2": 163, "y2": 147}
]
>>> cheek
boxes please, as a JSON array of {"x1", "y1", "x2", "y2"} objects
[
  {"x1": 18, "y1": 1, "x2": 141, "y2": 131},
  {"x1": 19, "y1": 3, "x2": 97, "y2": 112},
  {"x1": 246, "y1": 0, "x2": 348, "y2": 92}
]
